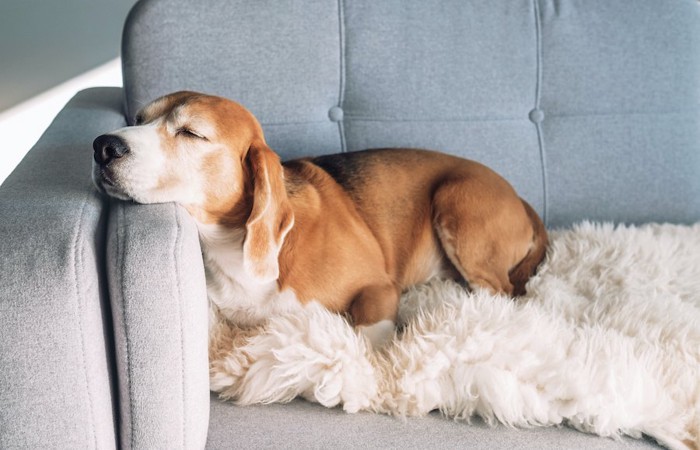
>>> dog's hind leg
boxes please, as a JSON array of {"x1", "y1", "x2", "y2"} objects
[{"x1": 432, "y1": 177, "x2": 535, "y2": 297}]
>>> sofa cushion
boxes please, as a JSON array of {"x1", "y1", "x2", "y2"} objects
[
  {"x1": 122, "y1": 0, "x2": 700, "y2": 228},
  {"x1": 0, "y1": 88, "x2": 125, "y2": 449},
  {"x1": 537, "y1": 0, "x2": 700, "y2": 226},
  {"x1": 107, "y1": 201, "x2": 210, "y2": 449},
  {"x1": 206, "y1": 395, "x2": 661, "y2": 449},
  {"x1": 122, "y1": 0, "x2": 343, "y2": 161}
]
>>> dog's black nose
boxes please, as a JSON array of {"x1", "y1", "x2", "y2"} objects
[{"x1": 93, "y1": 134, "x2": 129, "y2": 165}]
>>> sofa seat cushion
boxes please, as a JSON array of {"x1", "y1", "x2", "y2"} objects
[{"x1": 207, "y1": 395, "x2": 661, "y2": 449}]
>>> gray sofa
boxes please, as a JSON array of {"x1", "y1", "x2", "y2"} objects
[{"x1": 1, "y1": 0, "x2": 699, "y2": 448}]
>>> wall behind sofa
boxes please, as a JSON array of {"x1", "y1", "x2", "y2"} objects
[{"x1": 0, "y1": 0, "x2": 137, "y2": 112}]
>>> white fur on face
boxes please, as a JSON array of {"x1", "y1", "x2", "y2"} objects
[{"x1": 92, "y1": 120, "x2": 208, "y2": 205}]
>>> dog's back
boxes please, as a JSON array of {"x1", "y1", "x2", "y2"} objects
[{"x1": 287, "y1": 148, "x2": 547, "y2": 298}]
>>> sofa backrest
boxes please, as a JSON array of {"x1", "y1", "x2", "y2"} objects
[{"x1": 122, "y1": 0, "x2": 700, "y2": 228}]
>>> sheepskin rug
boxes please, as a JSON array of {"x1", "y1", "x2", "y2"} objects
[{"x1": 209, "y1": 222, "x2": 700, "y2": 450}]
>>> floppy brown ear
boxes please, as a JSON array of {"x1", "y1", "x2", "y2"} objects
[{"x1": 243, "y1": 140, "x2": 294, "y2": 283}]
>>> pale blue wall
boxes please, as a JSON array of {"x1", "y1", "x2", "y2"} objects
[{"x1": 0, "y1": 0, "x2": 137, "y2": 111}]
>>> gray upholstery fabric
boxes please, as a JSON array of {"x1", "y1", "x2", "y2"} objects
[
  {"x1": 122, "y1": 0, "x2": 343, "y2": 160},
  {"x1": 537, "y1": 0, "x2": 700, "y2": 226},
  {"x1": 0, "y1": 88, "x2": 124, "y2": 449},
  {"x1": 207, "y1": 395, "x2": 660, "y2": 449},
  {"x1": 122, "y1": 0, "x2": 700, "y2": 228},
  {"x1": 107, "y1": 201, "x2": 210, "y2": 449}
]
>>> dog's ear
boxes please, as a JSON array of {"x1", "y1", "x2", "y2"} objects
[{"x1": 243, "y1": 140, "x2": 294, "y2": 283}]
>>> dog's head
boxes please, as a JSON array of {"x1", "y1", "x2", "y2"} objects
[{"x1": 93, "y1": 91, "x2": 293, "y2": 281}]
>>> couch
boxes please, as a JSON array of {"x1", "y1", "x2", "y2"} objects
[{"x1": 1, "y1": 0, "x2": 699, "y2": 448}]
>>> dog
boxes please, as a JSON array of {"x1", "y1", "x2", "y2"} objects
[{"x1": 93, "y1": 91, "x2": 547, "y2": 348}]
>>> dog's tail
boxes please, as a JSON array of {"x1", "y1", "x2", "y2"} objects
[{"x1": 509, "y1": 199, "x2": 548, "y2": 297}]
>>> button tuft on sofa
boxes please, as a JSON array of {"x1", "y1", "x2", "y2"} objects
[
  {"x1": 328, "y1": 106, "x2": 344, "y2": 122},
  {"x1": 529, "y1": 108, "x2": 545, "y2": 124}
]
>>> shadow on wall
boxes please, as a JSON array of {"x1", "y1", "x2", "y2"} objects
[{"x1": 0, "y1": 0, "x2": 136, "y2": 112}]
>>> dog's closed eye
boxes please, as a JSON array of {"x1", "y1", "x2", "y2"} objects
[{"x1": 176, "y1": 127, "x2": 207, "y2": 140}]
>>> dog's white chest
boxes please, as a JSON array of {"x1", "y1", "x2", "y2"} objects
[{"x1": 198, "y1": 224, "x2": 301, "y2": 328}]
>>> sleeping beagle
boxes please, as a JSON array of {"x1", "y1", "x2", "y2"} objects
[{"x1": 93, "y1": 91, "x2": 547, "y2": 348}]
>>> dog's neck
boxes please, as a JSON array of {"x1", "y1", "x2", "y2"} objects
[{"x1": 194, "y1": 220, "x2": 298, "y2": 329}]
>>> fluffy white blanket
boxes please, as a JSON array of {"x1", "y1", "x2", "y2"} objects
[{"x1": 209, "y1": 222, "x2": 700, "y2": 450}]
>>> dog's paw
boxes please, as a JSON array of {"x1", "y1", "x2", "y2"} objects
[{"x1": 357, "y1": 320, "x2": 395, "y2": 350}]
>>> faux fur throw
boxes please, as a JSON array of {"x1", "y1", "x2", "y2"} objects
[{"x1": 209, "y1": 222, "x2": 700, "y2": 450}]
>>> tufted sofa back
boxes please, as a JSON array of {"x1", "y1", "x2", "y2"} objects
[{"x1": 122, "y1": 0, "x2": 700, "y2": 227}]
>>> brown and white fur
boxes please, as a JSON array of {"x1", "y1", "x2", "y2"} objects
[{"x1": 92, "y1": 91, "x2": 548, "y2": 348}]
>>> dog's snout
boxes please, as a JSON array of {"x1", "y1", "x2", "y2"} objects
[{"x1": 93, "y1": 134, "x2": 129, "y2": 165}]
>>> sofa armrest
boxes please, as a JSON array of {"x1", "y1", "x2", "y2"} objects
[
  {"x1": 0, "y1": 87, "x2": 126, "y2": 449},
  {"x1": 107, "y1": 200, "x2": 209, "y2": 450}
]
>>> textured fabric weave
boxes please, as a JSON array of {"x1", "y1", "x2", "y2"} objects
[
  {"x1": 107, "y1": 201, "x2": 210, "y2": 450},
  {"x1": 207, "y1": 395, "x2": 660, "y2": 449},
  {"x1": 0, "y1": 88, "x2": 124, "y2": 449}
]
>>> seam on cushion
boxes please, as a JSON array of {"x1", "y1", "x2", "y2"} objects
[
  {"x1": 542, "y1": 109, "x2": 700, "y2": 120},
  {"x1": 261, "y1": 119, "x2": 330, "y2": 127},
  {"x1": 117, "y1": 203, "x2": 135, "y2": 450},
  {"x1": 336, "y1": 109, "x2": 700, "y2": 125},
  {"x1": 533, "y1": 0, "x2": 549, "y2": 226},
  {"x1": 72, "y1": 194, "x2": 98, "y2": 449},
  {"x1": 173, "y1": 205, "x2": 187, "y2": 449},
  {"x1": 342, "y1": 115, "x2": 527, "y2": 123},
  {"x1": 337, "y1": 0, "x2": 347, "y2": 153},
  {"x1": 100, "y1": 197, "x2": 121, "y2": 447}
]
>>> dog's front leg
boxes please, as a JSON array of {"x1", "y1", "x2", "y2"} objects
[{"x1": 351, "y1": 282, "x2": 400, "y2": 349}]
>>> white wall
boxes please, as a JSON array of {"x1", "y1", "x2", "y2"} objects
[
  {"x1": 0, "y1": 59, "x2": 122, "y2": 185},
  {"x1": 0, "y1": 0, "x2": 136, "y2": 111}
]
